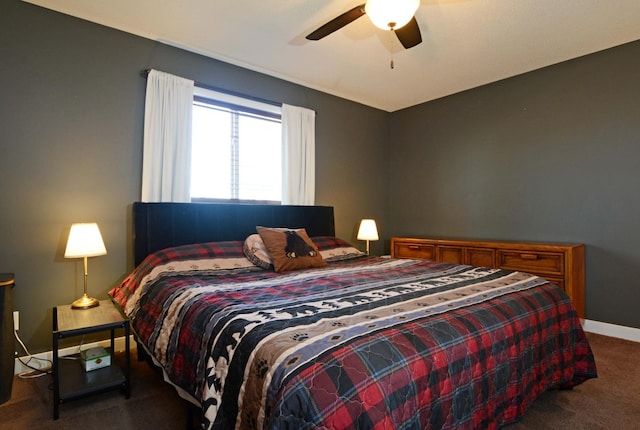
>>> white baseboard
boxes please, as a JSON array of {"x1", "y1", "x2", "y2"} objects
[
  {"x1": 14, "y1": 335, "x2": 135, "y2": 375},
  {"x1": 582, "y1": 319, "x2": 640, "y2": 343},
  {"x1": 14, "y1": 320, "x2": 639, "y2": 374}
]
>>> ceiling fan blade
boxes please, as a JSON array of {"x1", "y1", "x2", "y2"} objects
[
  {"x1": 394, "y1": 16, "x2": 422, "y2": 49},
  {"x1": 306, "y1": 4, "x2": 366, "y2": 40}
]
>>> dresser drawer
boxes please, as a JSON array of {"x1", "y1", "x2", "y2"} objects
[
  {"x1": 541, "y1": 276, "x2": 565, "y2": 291},
  {"x1": 392, "y1": 241, "x2": 436, "y2": 261},
  {"x1": 497, "y1": 250, "x2": 564, "y2": 276}
]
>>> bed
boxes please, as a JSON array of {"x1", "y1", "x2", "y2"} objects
[{"x1": 110, "y1": 202, "x2": 597, "y2": 429}]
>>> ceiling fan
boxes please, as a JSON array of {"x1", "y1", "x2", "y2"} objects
[{"x1": 306, "y1": 0, "x2": 422, "y2": 49}]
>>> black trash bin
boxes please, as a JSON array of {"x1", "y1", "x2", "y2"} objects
[{"x1": 0, "y1": 273, "x2": 15, "y2": 404}]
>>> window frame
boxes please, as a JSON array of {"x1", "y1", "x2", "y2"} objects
[{"x1": 190, "y1": 86, "x2": 283, "y2": 204}]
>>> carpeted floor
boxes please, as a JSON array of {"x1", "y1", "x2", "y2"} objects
[
  {"x1": 508, "y1": 332, "x2": 640, "y2": 429},
  {"x1": 0, "y1": 351, "x2": 190, "y2": 429},
  {"x1": 0, "y1": 332, "x2": 638, "y2": 429}
]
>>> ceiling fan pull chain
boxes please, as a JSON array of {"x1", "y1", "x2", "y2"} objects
[{"x1": 389, "y1": 31, "x2": 395, "y2": 69}]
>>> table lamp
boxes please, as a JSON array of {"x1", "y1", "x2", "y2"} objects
[
  {"x1": 357, "y1": 219, "x2": 379, "y2": 255},
  {"x1": 64, "y1": 223, "x2": 107, "y2": 309}
]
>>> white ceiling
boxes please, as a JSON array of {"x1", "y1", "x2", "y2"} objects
[{"x1": 23, "y1": 0, "x2": 640, "y2": 112}]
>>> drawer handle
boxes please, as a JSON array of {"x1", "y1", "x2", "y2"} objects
[
  {"x1": 520, "y1": 253, "x2": 539, "y2": 260},
  {"x1": 408, "y1": 245, "x2": 421, "y2": 250}
]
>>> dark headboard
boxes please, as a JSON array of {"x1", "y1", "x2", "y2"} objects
[{"x1": 133, "y1": 202, "x2": 335, "y2": 266}]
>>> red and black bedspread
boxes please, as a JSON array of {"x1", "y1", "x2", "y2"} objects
[{"x1": 110, "y1": 240, "x2": 596, "y2": 430}]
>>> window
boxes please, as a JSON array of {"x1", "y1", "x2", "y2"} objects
[{"x1": 190, "y1": 87, "x2": 282, "y2": 203}]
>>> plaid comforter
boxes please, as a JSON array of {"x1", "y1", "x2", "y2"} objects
[{"x1": 110, "y1": 240, "x2": 596, "y2": 430}]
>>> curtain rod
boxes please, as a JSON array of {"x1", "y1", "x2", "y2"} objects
[{"x1": 140, "y1": 68, "x2": 282, "y2": 108}]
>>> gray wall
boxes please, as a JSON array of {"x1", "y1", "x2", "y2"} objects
[
  {"x1": 389, "y1": 40, "x2": 640, "y2": 329},
  {"x1": 0, "y1": 1, "x2": 389, "y2": 352}
]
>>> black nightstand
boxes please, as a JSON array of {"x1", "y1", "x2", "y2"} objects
[{"x1": 52, "y1": 300, "x2": 130, "y2": 419}]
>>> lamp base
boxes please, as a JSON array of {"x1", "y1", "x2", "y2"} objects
[{"x1": 71, "y1": 294, "x2": 100, "y2": 310}]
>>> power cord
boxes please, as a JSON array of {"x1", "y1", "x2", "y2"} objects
[{"x1": 14, "y1": 329, "x2": 52, "y2": 378}]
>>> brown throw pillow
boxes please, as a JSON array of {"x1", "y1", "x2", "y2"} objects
[{"x1": 256, "y1": 226, "x2": 327, "y2": 272}]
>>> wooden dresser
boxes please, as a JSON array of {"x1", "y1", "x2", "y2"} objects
[{"x1": 391, "y1": 237, "x2": 585, "y2": 318}]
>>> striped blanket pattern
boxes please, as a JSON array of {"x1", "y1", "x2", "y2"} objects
[{"x1": 111, "y1": 241, "x2": 596, "y2": 430}]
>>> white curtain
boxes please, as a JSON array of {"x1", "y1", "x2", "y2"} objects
[
  {"x1": 141, "y1": 70, "x2": 194, "y2": 202},
  {"x1": 281, "y1": 103, "x2": 316, "y2": 205}
]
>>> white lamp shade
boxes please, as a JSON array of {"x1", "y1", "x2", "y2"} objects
[
  {"x1": 365, "y1": 0, "x2": 420, "y2": 30},
  {"x1": 64, "y1": 223, "x2": 107, "y2": 258},
  {"x1": 357, "y1": 219, "x2": 379, "y2": 241}
]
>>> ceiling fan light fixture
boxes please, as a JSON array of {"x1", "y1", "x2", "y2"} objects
[{"x1": 365, "y1": 0, "x2": 419, "y2": 31}]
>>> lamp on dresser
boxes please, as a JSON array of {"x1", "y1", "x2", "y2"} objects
[
  {"x1": 64, "y1": 223, "x2": 107, "y2": 309},
  {"x1": 357, "y1": 219, "x2": 379, "y2": 255}
]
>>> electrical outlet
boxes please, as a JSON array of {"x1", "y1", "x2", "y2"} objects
[{"x1": 13, "y1": 311, "x2": 19, "y2": 331}]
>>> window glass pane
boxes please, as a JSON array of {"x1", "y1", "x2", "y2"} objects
[
  {"x1": 191, "y1": 104, "x2": 232, "y2": 199},
  {"x1": 238, "y1": 115, "x2": 281, "y2": 201}
]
